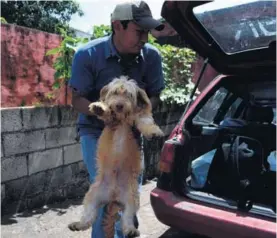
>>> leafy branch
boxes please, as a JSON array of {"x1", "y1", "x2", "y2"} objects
[{"x1": 46, "y1": 28, "x2": 89, "y2": 89}]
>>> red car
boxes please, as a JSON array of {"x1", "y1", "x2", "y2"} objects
[{"x1": 150, "y1": 1, "x2": 276, "y2": 238}]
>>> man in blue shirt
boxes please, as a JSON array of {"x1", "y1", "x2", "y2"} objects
[{"x1": 69, "y1": 1, "x2": 165, "y2": 237}]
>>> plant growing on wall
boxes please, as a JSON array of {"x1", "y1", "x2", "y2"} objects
[
  {"x1": 46, "y1": 28, "x2": 88, "y2": 89},
  {"x1": 47, "y1": 25, "x2": 197, "y2": 105},
  {"x1": 45, "y1": 28, "x2": 89, "y2": 104}
]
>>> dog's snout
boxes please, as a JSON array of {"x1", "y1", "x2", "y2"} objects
[{"x1": 116, "y1": 103, "x2": 123, "y2": 112}]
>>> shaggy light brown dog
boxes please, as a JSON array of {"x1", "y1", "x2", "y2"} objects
[{"x1": 68, "y1": 76, "x2": 164, "y2": 237}]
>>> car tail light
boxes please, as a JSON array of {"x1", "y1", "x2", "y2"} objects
[
  {"x1": 159, "y1": 140, "x2": 175, "y2": 173},
  {"x1": 159, "y1": 126, "x2": 185, "y2": 173}
]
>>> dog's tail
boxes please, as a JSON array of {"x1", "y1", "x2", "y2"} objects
[{"x1": 102, "y1": 202, "x2": 121, "y2": 238}]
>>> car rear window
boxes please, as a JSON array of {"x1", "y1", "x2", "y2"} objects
[
  {"x1": 224, "y1": 97, "x2": 243, "y2": 119},
  {"x1": 193, "y1": 0, "x2": 276, "y2": 54},
  {"x1": 193, "y1": 87, "x2": 228, "y2": 125}
]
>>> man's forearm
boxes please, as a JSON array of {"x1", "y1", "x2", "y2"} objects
[{"x1": 71, "y1": 91, "x2": 94, "y2": 116}]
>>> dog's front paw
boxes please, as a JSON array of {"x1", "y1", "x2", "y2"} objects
[
  {"x1": 89, "y1": 102, "x2": 107, "y2": 116},
  {"x1": 123, "y1": 227, "x2": 140, "y2": 237},
  {"x1": 145, "y1": 125, "x2": 164, "y2": 140},
  {"x1": 152, "y1": 126, "x2": 164, "y2": 137},
  {"x1": 68, "y1": 221, "x2": 90, "y2": 231}
]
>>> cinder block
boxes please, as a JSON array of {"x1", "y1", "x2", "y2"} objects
[
  {"x1": 153, "y1": 111, "x2": 167, "y2": 126},
  {"x1": 25, "y1": 171, "x2": 47, "y2": 195},
  {"x1": 25, "y1": 192, "x2": 47, "y2": 210},
  {"x1": 1, "y1": 108, "x2": 22, "y2": 132},
  {"x1": 44, "y1": 189, "x2": 65, "y2": 205},
  {"x1": 1, "y1": 140, "x2": 4, "y2": 158},
  {"x1": 156, "y1": 102, "x2": 184, "y2": 113},
  {"x1": 45, "y1": 164, "x2": 88, "y2": 201},
  {"x1": 2, "y1": 130, "x2": 45, "y2": 156},
  {"x1": 78, "y1": 161, "x2": 87, "y2": 172},
  {"x1": 59, "y1": 106, "x2": 78, "y2": 126},
  {"x1": 46, "y1": 166, "x2": 73, "y2": 189},
  {"x1": 155, "y1": 102, "x2": 171, "y2": 113},
  {"x1": 28, "y1": 148, "x2": 63, "y2": 175},
  {"x1": 22, "y1": 106, "x2": 59, "y2": 130},
  {"x1": 166, "y1": 111, "x2": 182, "y2": 124},
  {"x1": 1, "y1": 156, "x2": 28, "y2": 182},
  {"x1": 64, "y1": 164, "x2": 90, "y2": 198},
  {"x1": 45, "y1": 127, "x2": 77, "y2": 148},
  {"x1": 4, "y1": 177, "x2": 28, "y2": 201},
  {"x1": 63, "y1": 143, "x2": 82, "y2": 165},
  {"x1": 1, "y1": 184, "x2": 5, "y2": 202}
]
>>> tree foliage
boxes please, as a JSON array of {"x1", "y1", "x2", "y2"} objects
[
  {"x1": 47, "y1": 25, "x2": 197, "y2": 105},
  {"x1": 92, "y1": 25, "x2": 112, "y2": 39},
  {"x1": 148, "y1": 35, "x2": 196, "y2": 105},
  {"x1": 1, "y1": 0, "x2": 83, "y2": 34}
]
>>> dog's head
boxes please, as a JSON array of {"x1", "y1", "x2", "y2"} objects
[{"x1": 100, "y1": 76, "x2": 152, "y2": 122}]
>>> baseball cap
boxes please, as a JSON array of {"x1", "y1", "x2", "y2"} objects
[{"x1": 111, "y1": 1, "x2": 164, "y2": 31}]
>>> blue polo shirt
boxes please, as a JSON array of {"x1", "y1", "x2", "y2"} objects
[{"x1": 69, "y1": 35, "x2": 165, "y2": 136}]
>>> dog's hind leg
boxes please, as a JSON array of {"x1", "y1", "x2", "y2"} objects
[
  {"x1": 68, "y1": 180, "x2": 108, "y2": 231},
  {"x1": 121, "y1": 175, "x2": 140, "y2": 237}
]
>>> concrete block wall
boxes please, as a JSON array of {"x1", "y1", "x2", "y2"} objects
[
  {"x1": 1, "y1": 104, "x2": 183, "y2": 213},
  {"x1": 1, "y1": 105, "x2": 85, "y2": 214}
]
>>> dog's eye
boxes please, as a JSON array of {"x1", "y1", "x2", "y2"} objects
[{"x1": 126, "y1": 93, "x2": 133, "y2": 99}]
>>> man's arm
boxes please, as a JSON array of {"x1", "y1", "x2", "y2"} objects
[
  {"x1": 68, "y1": 47, "x2": 95, "y2": 116},
  {"x1": 71, "y1": 90, "x2": 94, "y2": 116}
]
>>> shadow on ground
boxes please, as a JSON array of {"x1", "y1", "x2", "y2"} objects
[
  {"x1": 1, "y1": 180, "x2": 152, "y2": 226},
  {"x1": 1, "y1": 197, "x2": 83, "y2": 226}
]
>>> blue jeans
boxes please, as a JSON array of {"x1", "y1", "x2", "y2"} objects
[{"x1": 80, "y1": 133, "x2": 143, "y2": 238}]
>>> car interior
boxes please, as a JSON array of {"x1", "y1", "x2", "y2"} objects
[{"x1": 171, "y1": 74, "x2": 276, "y2": 220}]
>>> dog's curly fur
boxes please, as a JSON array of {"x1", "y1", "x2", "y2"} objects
[{"x1": 68, "y1": 76, "x2": 164, "y2": 237}]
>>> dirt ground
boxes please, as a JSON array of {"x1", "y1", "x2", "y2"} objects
[{"x1": 1, "y1": 180, "x2": 203, "y2": 238}]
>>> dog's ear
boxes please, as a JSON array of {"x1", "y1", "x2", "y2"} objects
[
  {"x1": 100, "y1": 85, "x2": 109, "y2": 101},
  {"x1": 137, "y1": 88, "x2": 152, "y2": 113}
]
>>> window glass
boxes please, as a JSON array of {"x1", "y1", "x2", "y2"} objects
[
  {"x1": 193, "y1": 87, "x2": 228, "y2": 125},
  {"x1": 193, "y1": 0, "x2": 276, "y2": 53},
  {"x1": 224, "y1": 97, "x2": 243, "y2": 119}
]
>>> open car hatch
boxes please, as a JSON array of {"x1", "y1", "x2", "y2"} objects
[{"x1": 161, "y1": 0, "x2": 276, "y2": 75}]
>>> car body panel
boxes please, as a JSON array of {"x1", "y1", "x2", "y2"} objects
[{"x1": 151, "y1": 188, "x2": 276, "y2": 238}]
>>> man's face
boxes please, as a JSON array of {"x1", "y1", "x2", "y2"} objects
[{"x1": 115, "y1": 21, "x2": 149, "y2": 54}]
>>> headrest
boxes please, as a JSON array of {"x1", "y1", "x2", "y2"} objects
[{"x1": 245, "y1": 106, "x2": 274, "y2": 123}]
